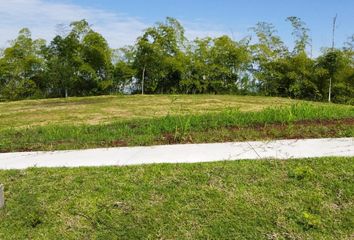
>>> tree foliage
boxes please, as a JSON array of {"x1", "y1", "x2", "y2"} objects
[{"x1": 0, "y1": 17, "x2": 353, "y2": 104}]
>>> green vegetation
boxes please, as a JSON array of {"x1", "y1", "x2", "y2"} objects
[
  {"x1": 0, "y1": 95, "x2": 299, "y2": 131},
  {"x1": 0, "y1": 157, "x2": 353, "y2": 239},
  {"x1": 0, "y1": 17, "x2": 353, "y2": 103},
  {"x1": 1, "y1": 102, "x2": 353, "y2": 152},
  {"x1": 1, "y1": 15, "x2": 352, "y2": 240}
]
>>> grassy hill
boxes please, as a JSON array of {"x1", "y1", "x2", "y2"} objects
[
  {"x1": 0, "y1": 95, "x2": 299, "y2": 131},
  {"x1": 0, "y1": 95, "x2": 353, "y2": 152}
]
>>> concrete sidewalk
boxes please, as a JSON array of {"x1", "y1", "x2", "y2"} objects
[{"x1": 0, "y1": 138, "x2": 353, "y2": 170}]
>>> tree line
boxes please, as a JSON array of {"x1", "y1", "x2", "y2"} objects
[{"x1": 0, "y1": 17, "x2": 353, "y2": 103}]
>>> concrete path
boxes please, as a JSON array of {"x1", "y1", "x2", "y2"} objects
[{"x1": 0, "y1": 138, "x2": 353, "y2": 170}]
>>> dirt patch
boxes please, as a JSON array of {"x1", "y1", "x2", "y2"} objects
[
  {"x1": 291, "y1": 118, "x2": 354, "y2": 126},
  {"x1": 161, "y1": 133, "x2": 177, "y2": 144},
  {"x1": 110, "y1": 140, "x2": 128, "y2": 147}
]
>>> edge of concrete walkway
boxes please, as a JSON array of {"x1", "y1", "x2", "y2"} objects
[{"x1": 0, "y1": 138, "x2": 353, "y2": 170}]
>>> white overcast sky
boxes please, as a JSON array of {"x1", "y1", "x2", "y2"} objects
[{"x1": 0, "y1": 0, "x2": 228, "y2": 49}]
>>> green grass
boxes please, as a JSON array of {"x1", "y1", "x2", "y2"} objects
[
  {"x1": 1, "y1": 103, "x2": 353, "y2": 152},
  {"x1": 0, "y1": 157, "x2": 353, "y2": 239},
  {"x1": 0, "y1": 95, "x2": 304, "y2": 131}
]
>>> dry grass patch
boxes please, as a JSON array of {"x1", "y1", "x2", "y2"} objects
[{"x1": 0, "y1": 95, "x2": 300, "y2": 130}]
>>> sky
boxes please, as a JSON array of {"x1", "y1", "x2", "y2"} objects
[{"x1": 0, "y1": 0, "x2": 353, "y2": 55}]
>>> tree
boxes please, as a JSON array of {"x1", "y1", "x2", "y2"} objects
[
  {"x1": 80, "y1": 30, "x2": 113, "y2": 94},
  {"x1": 315, "y1": 49, "x2": 354, "y2": 103},
  {"x1": 250, "y1": 22, "x2": 288, "y2": 95},
  {"x1": 210, "y1": 36, "x2": 251, "y2": 93},
  {"x1": 134, "y1": 36, "x2": 161, "y2": 94},
  {"x1": 251, "y1": 19, "x2": 319, "y2": 99},
  {"x1": 45, "y1": 19, "x2": 113, "y2": 97},
  {"x1": 134, "y1": 17, "x2": 187, "y2": 94},
  {"x1": 184, "y1": 36, "x2": 251, "y2": 94},
  {"x1": 286, "y1": 16, "x2": 311, "y2": 55},
  {"x1": 0, "y1": 28, "x2": 46, "y2": 100},
  {"x1": 0, "y1": 16, "x2": 352, "y2": 103},
  {"x1": 250, "y1": 22, "x2": 288, "y2": 61},
  {"x1": 46, "y1": 34, "x2": 80, "y2": 98},
  {"x1": 113, "y1": 47, "x2": 136, "y2": 93}
]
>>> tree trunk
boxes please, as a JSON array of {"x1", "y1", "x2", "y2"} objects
[
  {"x1": 65, "y1": 88, "x2": 68, "y2": 98},
  {"x1": 141, "y1": 65, "x2": 146, "y2": 95},
  {"x1": 328, "y1": 77, "x2": 332, "y2": 103}
]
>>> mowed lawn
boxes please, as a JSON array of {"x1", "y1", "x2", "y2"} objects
[
  {"x1": 0, "y1": 95, "x2": 299, "y2": 130},
  {"x1": 0, "y1": 157, "x2": 353, "y2": 239}
]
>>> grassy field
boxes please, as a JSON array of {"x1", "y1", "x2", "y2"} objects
[
  {"x1": 0, "y1": 157, "x2": 353, "y2": 239},
  {"x1": 0, "y1": 95, "x2": 300, "y2": 130},
  {"x1": 0, "y1": 100, "x2": 353, "y2": 152},
  {"x1": 0, "y1": 96, "x2": 353, "y2": 239}
]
